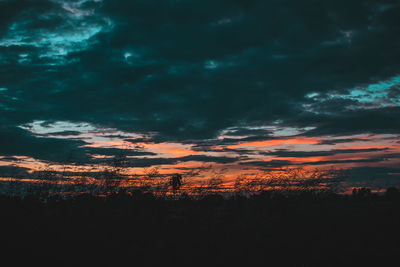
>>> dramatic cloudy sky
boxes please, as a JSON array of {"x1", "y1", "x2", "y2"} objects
[{"x1": 0, "y1": 0, "x2": 399, "y2": 188}]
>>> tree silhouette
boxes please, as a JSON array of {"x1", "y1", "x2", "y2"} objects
[{"x1": 170, "y1": 174, "x2": 182, "y2": 193}]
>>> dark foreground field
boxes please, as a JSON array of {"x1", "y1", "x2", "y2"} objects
[{"x1": 1, "y1": 190, "x2": 400, "y2": 266}]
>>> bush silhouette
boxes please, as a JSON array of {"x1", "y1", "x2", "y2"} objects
[
  {"x1": 385, "y1": 187, "x2": 400, "y2": 200},
  {"x1": 352, "y1": 187, "x2": 372, "y2": 198}
]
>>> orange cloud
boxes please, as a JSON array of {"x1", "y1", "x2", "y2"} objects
[
  {"x1": 135, "y1": 142, "x2": 199, "y2": 157},
  {"x1": 225, "y1": 137, "x2": 320, "y2": 149},
  {"x1": 163, "y1": 148, "x2": 199, "y2": 156}
]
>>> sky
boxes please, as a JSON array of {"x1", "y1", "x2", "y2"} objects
[{"x1": 0, "y1": 0, "x2": 399, "y2": 190}]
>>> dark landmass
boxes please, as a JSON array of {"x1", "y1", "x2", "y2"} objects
[{"x1": 1, "y1": 189, "x2": 400, "y2": 266}]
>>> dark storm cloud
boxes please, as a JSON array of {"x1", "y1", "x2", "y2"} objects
[
  {"x1": 40, "y1": 131, "x2": 82, "y2": 136},
  {"x1": 388, "y1": 85, "x2": 400, "y2": 99},
  {"x1": 261, "y1": 148, "x2": 389, "y2": 158},
  {"x1": 240, "y1": 160, "x2": 293, "y2": 168},
  {"x1": 84, "y1": 147, "x2": 155, "y2": 157},
  {"x1": 241, "y1": 151, "x2": 399, "y2": 168},
  {"x1": 0, "y1": 165, "x2": 30, "y2": 177},
  {"x1": 100, "y1": 155, "x2": 239, "y2": 168},
  {"x1": 317, "y1": 137, "x2": 374, "y2": 145},
  {"x1": 298, "y1": 107, "x2": 400, "y2": 136},
  {"x1": 125, "y1": 136, "x2": 167, "y2": 145},
  {"x1": 0, "y1": 126, "x2": 87, "y2": 163},
  {"x1": 218, "y1": 127, "x2": 274, "y2": 137},
  {"x1": 0, "y1": 0, "x2": 57, "y2": 37},
  {"x1": 0, "y1": 0, "x2": 399, "y2": 177},
  {"x1": 1, "y1": 0, "x2": 399, "y2": 140}
]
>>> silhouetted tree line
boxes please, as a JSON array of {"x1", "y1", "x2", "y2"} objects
[
  {"x1": 1, "y1": 160, "x2": 400, "y2": 266},
  {"x1": 1, "y1": 164, "x2": 353, "y2": 200},
  {"x1": 0, "y1": 183, "x2": 400, "y2": 266}
]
